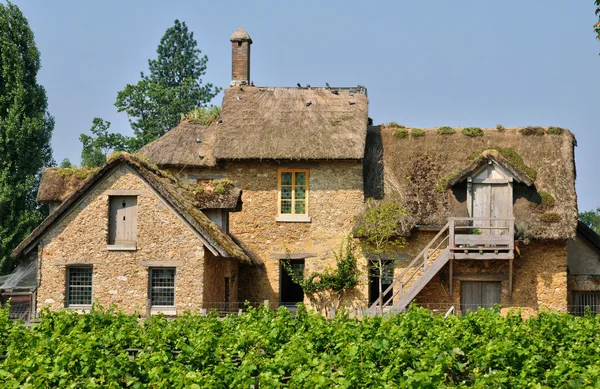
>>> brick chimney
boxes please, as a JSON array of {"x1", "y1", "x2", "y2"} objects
[{"x1": 230, "y1": 28, "x2": 252, "y2": 86}]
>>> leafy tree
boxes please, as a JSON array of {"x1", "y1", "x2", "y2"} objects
[
  {"x1": 579, "y1": 208, "x2": 600, "y2": 234},
  {"x1": 114, "y1": 19, "x2": 221, "y2": 146},
  {"x1": 59, "y1": 158, "x2": 74, "y2": 168},
  {"x1": 282, "y1": 239, "x2": 359, "y2": 315},
  {"x1": 79, "y1": 118, "x2": 134, "y2": 167},
  {"x1": 0, "y1": 2, "x2": 54, "y2": 272},
  {"x1": 354, "y1": 199, "x2": 407, "y2": 312}
]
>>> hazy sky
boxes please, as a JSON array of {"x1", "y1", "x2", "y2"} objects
[{"x1": 6, "y1": 1, "x2": 600, "y2": 211}]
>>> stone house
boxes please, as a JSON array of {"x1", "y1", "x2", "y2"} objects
[{"x1": 5, "y1": 28, "x2": 600, "y2": 316}]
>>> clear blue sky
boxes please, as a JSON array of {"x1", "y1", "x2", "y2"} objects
[{"x1": 6, "y1": 0, "x2": 600, "y2": 211}]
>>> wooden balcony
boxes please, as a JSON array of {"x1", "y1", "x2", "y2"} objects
[{"x1": 449, "y1": 217, "x2": 514, "y2": 260}]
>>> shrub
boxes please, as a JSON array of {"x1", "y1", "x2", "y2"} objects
[
  {"x1": 386, "y1": 121, "x2": 405, "y2": 128},
  {"x1": 394, "y1": 128, "x2": 408, "y2": 138},
  {"x1": 184, "y1": 106, "x2": 221, "y2": 125},
  {"x1": 496, "y1": 124, "x2": 505, "y2": 131},
  {"x1": 436, "y1": 126, "x2": 455, "y2": 135},
  {"x1": 548, "y1": 127, "x2": 564, "y2": 135},
  {"x1": 520, "y1": 126, "x2": 545, "y2": 136},
  {"x1": 462, "y1": 127, "x2": 484, "y2": 137},
  {"x1": 540, "y1": 212, "x2": 561, "y2": 223},
  {"x1": 411, "y1": 128, "x2": 425, "y2": 137}
]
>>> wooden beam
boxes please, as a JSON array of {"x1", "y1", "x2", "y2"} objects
[
  {"x1": 453, "y1": 274, "x2": 509, "y2": 281},
  {"x1": 453, "y1": 253, "x2": 514, "y2": 260},
  {"x1": 449, "y1": 260, "x2": 453, "y2": 295},
  {"x1": 509, "y1": 258, "x2": 513, "y2": 299}
]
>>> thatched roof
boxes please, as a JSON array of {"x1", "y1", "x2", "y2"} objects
[
  {"x1": 192, "y1": 185, "x2": 242, "y2": 210},
  {"x1": 365, "y1": 126, "x2": 577, "y2": 240},
  {"x1": 213, "y1": 86, "x2": 369, "y2": 160},
  {"x1": 37, "y1": 167, "x2": 98, "y2": 203},
  {"x1": 13, "y1": 153, "x2": 251, "y2": 263},
  {"x1": 137, "y1": 121, "x2": 217, "y2": 167}
]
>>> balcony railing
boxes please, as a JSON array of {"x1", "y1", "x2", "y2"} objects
[{"x1": 449, "y1": 217, "x2": 514, "y2": 260}]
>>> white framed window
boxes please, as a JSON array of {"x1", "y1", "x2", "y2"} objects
[
  {"x1": 149, "y1": 268, "x2": 176, "y2": 310},
  {"x1": 66, "y1": 267, "x2": 93, "y2": 308},
  {"x1": 277, "y1": 169, "x2": 310, "y2": 222}
]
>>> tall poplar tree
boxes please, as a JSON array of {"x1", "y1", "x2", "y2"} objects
[{"x1": 0, "y1": 2, "x2": 54, "y2": 272}]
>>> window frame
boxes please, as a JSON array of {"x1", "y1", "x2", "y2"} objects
[
  {"x1": 148, "y1": 267, "x2": 176, "y2": 313},
  {"x1": 66, "y1": 266, "x2": 93, "y2": 309},
  {"x1": 276, "y1": 168, "x2": 310, "y2": 222}
]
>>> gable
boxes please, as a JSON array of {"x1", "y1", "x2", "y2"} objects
[{"x1": 12, "y1": 154, "x2": 251, "y2": 263}]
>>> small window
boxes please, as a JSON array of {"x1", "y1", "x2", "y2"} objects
[
  {"x1": 109, "y1": 196, "x2": 137, "y2": 247},
  {"x1": 277, "y1": 169, "x2": 309, "y2": 221},
  {"x1": 67, "y1": 267, "x2": 93, "y2": 307},
  {"x1": 149, "y1": 268, "x2": 176, "y2": 308},
  {"x1": 572, "y1": 292, "x2": 600, "y2": 316}
]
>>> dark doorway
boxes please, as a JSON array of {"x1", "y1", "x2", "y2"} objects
[
  {"x1": 368, "y1": 259, "x2": 394, "y2": 306},
  {"x1": 460, "y1": 281, "x2": 501, "y2": 314},
  {"x1": 280, "y1": 259, "x2": 305, "y2": 306}
]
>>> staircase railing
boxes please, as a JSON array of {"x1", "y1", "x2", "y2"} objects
[{"x1": 370, "y1": 222, "x2": 451, "y2": 311}]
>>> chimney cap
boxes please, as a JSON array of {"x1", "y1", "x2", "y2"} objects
[{"x1": 230, "y1": 28, "x2": 252, "y2": 44}]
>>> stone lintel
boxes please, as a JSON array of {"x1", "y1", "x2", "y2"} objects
[
  {"x1": 270, "y1": 253, "x2": 317, "y2": 260},
  {"x1": 140, "y1": 260, "x2": 185, "y2": 267}
]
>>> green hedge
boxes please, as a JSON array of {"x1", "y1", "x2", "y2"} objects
[{"x1": 1, "y1": 305, "x2": 600, "y2": 387}]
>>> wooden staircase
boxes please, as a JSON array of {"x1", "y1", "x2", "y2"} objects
[
  {"x1": 369, "y1": 217, "x2": 515, "y2": 314},
  {"x1": 370, "y1": 222, "x2": 451, "y2": 313}
]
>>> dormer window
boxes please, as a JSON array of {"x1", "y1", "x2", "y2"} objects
[{"x1": 277, "y1": 169, "x2": 310, "y2": 222}]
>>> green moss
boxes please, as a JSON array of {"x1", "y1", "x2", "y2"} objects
[
  {"x1": 436, "y1": 126, "x2": 455, "y2": 135},
  {"x1": 540, "y1": 212, "x2": 561, "y2": 223},
  {"x1": 435, "y1": 169, "x2": 461, "y2": 193},
  {"x1": 520, "y1": 126, "x2": 545, "y2": 136},
  {"x1": 386, "y1": 122, "x2": 405, "y2": 128},
  {"x1": 184, "y1": 106, "x2": 221, "y2": 125},
  {"x1": 411, "y1": 128, "x2": 425, "y2": 137},
  {"x1": 547, "y1": 127, "x2": 564, "y2": 135},
  {"x1": 467, "y1": 151, "x2": 482, "y2": 161},
  {"x1": 56, "y1": 167, "x2": 98, "y2": 180},
  {"x1": 462, "y1": 127, "x2": 484, "y2": 137},
  {"x1": 496, "y1": 124, "x2": 505, "y2": 132},
  {"x1": 213, "y1": 178, "x2": 235, "y2": 194},
  {"x1": 489, "y1": 146, "x2": 537, "y2": 182},
  {"x1": 394, "y1": 129, "x2": 408, "y2": 138},
  {"x1": 538, "y1": 191, "x2": 556, "y2": 207}
]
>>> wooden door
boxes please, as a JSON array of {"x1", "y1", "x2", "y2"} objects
[
  {"x1": 470, "y1": 163, "x2": 513, "y2": 235},
  {"x1": 461, "y1": 281, "x2": 501, "y2": 314},
  {"x1": 224, "y1": 277, "x2": 230, "y2": 312},
  {"x1": 109, "y1": 196, "x2": 137, "y2": 244}
]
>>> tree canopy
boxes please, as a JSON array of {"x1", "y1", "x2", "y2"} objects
[
  {"x1": 579, "y1": 208, "x2": 600, "y2": 234},
  {"x1": 596, "y1": 1, "x2": 600, "y2": 45},
  {"x1": 80, "y1": 20, "x2": 220, "y2": 167},
  {"x1": 0, "y1": 2, "x2": 54, "y2": 272}
]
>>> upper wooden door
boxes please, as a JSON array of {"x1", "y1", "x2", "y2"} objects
[
  {"x1": 109, "y1": 196, "x2": 137, "y2": 244},
  {"x1": 469, "y1": 163, "x2": 513, "y2": 235}
]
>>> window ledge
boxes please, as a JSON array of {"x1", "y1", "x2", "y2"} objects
[
  {"x1": 276, "y1": 215, "x2": 311, "y2": 223},
  {"x1": 67, "y1": 305, "x2": 92, "y2": 314},
  {"x1": 150, "y1": 307, "x2": 177, "y2": 316},
  {"x1": 107, "y1": 244, "x2": 137, "y2": 251}
]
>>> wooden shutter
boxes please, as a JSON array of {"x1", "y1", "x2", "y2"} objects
[
  {"x1": 109, "y1": 196, "x2": 137, "y2": 245},
  {"x1": 461, "y1": 281, "x2": 501, "y2": 314}
]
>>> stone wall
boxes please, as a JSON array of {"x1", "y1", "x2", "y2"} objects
[
  {"x1": 36, "y1": 164, "x2": 229, "y2": 314},
  {"x1": 179, "y1": 160, "x2": 368, "y2": 307}
]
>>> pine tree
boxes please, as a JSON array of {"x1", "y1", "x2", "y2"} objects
[{"x1": 0, "y1": 2, "x2": 54, "y2": 272}]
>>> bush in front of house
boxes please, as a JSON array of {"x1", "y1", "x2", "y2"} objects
[{"x1": 1, "y1": 305, "x2": 600, "y2": 387}]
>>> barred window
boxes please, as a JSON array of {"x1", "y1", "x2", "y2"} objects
[
  {"x1": 67, "y1": 267, "x2": 93, "y2": 306},
  {"x1": 150, "y1": 268, "x2": 175, "y2": 307},
  {"x1": 278, "y1": 169, "x2": 309, "y2": 218}
]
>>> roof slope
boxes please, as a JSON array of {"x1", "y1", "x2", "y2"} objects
[
  {"x1": 366, "y1": 126, "x2": 577, "y2": 240},
  {"x1": 12, "y1": 153, "x2": 251, "y2": 263},
  {"x1": 577, "y1": 221, "x2": 600, "y2": 251},
  {"x1": 213, "y1": 86, "x2": 369, "y2": 160},
  {"x1": 37, "y1": 167, "x2": 98, "y2": 203},
  {"x1": 137, "y1": 121, "x2": 217, "y2": 167}
]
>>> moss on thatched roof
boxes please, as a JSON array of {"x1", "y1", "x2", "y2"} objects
[
  {"x1": 365, "y1": 126, "x2": 577, "y2": 240},
  {"x1": 14, "y1": 153, "x2": 251, "y2": 263},
  {"x1": 213, "y1": 86, "x2": 369, "y2": 160},
  {"x1": 183, "y1": 179, "x2": 242, "y2": 210},
  {"x1": 137, "y1": 120, "x2": 217, "y2": 167},
  {"x1": 37, "y1": 167, "x2": 99, "y2": 203}
]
